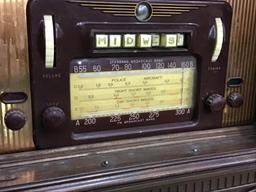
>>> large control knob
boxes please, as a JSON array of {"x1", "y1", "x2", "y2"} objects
[
  {"x1": 4, "y1": 109, "x2": 26, "y2": 131},
  {"x1": 227, "y1": 93, "x2": 244, "y2": 108},
  {"x1": 205, "y1": 94, "x2": 226, "y2": 112},
  {"x1": 42, "y1": 106, "x2": 66, "y2": 129}
]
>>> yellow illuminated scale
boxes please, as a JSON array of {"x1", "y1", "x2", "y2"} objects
[{"x1": 70, "y1": 68, "x2": 196, "y2": 120}]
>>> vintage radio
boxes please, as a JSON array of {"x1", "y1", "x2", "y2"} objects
[{"x1": 0, "y1": 0, "x2": 255, "y2": 153}]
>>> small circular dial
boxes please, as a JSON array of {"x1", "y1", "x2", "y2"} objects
[
  {"x1": 4, "y1": 109, "x2": 26, "y2": 131},
  {"x1": 227, "y1": 93, "x2": 244, "y2": 108},
  {"x1": 205, "y1": 94, "x2": 226, "y2": 112},
  {"x1": 42, "y1": 106, "x2": 66, "y2": 129}
]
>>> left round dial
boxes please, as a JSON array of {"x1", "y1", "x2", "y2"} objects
[{"x1": 4, "y1": 109, "x2": 26, "y2": 131}]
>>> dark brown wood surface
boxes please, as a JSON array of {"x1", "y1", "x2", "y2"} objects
[{"x1": 0, "y1": 125, "x2": 256, "y2": 191}]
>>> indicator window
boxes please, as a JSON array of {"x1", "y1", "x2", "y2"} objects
[
  {"x1": 227, "y1": 77, "x2": 243, "y2": 88},
  {"x1": 70, "y1": 66, "x2": 196, "y2": 120}
]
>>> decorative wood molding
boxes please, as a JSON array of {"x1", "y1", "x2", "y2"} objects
[{"x1": 0, "y1": 125, "x2": 256, "y2": 191}]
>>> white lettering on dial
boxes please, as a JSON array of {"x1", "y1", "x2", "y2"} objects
[
  {"x1": 84, "y1": 118, "x2": 97, "y2": 125},
  {"x1": 110, "y1": 115, "x2": 121, "y2": 123}
]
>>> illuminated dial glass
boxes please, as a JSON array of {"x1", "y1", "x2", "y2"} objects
[{"x1": 70, "y1": 67, "x2": 196, "y2": 120}]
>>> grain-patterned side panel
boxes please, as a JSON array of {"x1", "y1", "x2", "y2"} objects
[
  {"x1": 0, "y1": 0, "x2": 34, "y2": 153},
  {"x1": 223, "y1": 0, "x2": 256, "y2": 127}
]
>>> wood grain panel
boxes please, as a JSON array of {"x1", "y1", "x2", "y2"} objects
[
  {"x1": 0, "y1": 0, "x2": 34, "y2": 153},
  {"x1": 223, "y1": 0, "x2": 256, "y2": 126}
]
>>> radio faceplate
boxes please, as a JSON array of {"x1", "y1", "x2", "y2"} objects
[
  {"x1": 26, "y1": 0, "x2": 232, "y2": 148},
  {"x1": 2, "y1": 0, "x2": 256, "y2": 154}
]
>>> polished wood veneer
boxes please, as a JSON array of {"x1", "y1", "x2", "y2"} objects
[{"x1": 0, "y1": 125, "x2": 256, "y2": 191}]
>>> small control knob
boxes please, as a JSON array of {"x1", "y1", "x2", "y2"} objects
[
  {"x1": 4, "y1": 109, "x2": 26, "y2": 131},
  {"x1": 227, "y1": 93, "x2": 244, "y2": 108},
  {"x1": 42, "y1": 106, "x2": 65, "y2": 129},
  {"x1": 205, "y1": 94, "x2": 226, "y2": 112}
]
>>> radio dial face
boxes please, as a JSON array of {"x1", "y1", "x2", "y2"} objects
[
  {"x1": 69, "y1": 56, "x2": 197, "y2": 132},
  {"x1": 42, "y1": 107, "x2": 66, "y2": 129},
  {"x1": 26, "y1": 0, "x2": 232, "y2": 148}
]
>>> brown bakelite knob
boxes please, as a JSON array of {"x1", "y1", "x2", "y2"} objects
[
  {"x1": 227, "y1": 93, "x2": 244, "y2": 108},
  {"x1": 205, "y1": 94, "x2": 226, "y2": 112},
  {"x1": 4, "y1": 109, "x2": 26, "y2": 131},
  {"x1": 42, "y1": 106, "x2": 66, "y2": 129}
]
